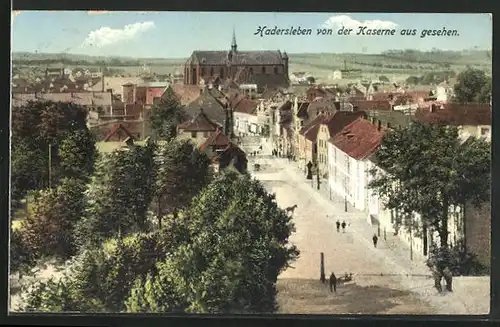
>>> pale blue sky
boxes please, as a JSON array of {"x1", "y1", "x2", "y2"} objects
[{"x1": 11, "y1": 11, "x2": 492, "y2": 58}]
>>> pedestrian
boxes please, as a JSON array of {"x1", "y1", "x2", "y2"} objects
[
  {"x1": 259, "y1": 145, "x2": 262, "y2": 151},
  {"x1": 372, "y1": 234, "x2": 379, "y2": 248},
  {"x1": 336, "y1": 220, "x2": 340, "y2": 233},
  {"x1": 341, "y1": 221, "x2": 346, "y2": 232},
  {"x1": 329, "y1": 272, "x2": 337, "y2": 293}
]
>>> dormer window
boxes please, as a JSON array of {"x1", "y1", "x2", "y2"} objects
[{"x1": 262, "y1": 67, "x2": 266, "y2": 74}]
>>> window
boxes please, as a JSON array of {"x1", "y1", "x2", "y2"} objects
[
  {"x1": 262, "y1": 66, "x2": 266, "y2": 74},
  {"x1": 481, "y1": 127, "x2": 490, "y2": 136},
  {"x1": 210, "y1": 67, "x2": 214, "y2": 76},
  {"x1": 220, "y1": 68, "x2": 224, "y2": 79},
  {"x1": 274, "y1": 66, "x2": 278, "y2": 74},
  {"x1": 191, "y1": 131, "x2": 197, "y2": 138},
  {"x1": 201, "y1": 67, "x2": 206, "y2": 76},
  {"x1": 249, "y1": 67, "x2": 253, "y2": 75}
]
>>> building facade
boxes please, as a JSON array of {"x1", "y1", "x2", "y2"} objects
[{"x1": 183, "y1": 30, "x2": 289, "y2": 89}]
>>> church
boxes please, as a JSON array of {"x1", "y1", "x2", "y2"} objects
[{"x1": 183, "y1": 30, "x2": 290, "y2": 90}]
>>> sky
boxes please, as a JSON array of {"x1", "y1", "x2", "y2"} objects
[{"x1": 11, "y1": 11, "x2": 492, "y2": 58}]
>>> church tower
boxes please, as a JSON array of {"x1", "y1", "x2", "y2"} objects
[{"x1": 231, "y1": 27, "x2": 238, "y2": 53}]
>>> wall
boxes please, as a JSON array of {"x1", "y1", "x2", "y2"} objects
[
  {"x1": 234, "y1": 112, "x2": 260, "y2": 136},
  {"x1": 316, "y1": 124, "x2": 330, "y2": 177},
  {"x1": 465, "y1": 200, "x2": 491, "y2": 267}
]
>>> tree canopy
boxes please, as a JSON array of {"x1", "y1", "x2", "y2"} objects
[
  {"x1": 74, "y1": 142, "x2": 157, "y2": 249},
  {"x1": 22, "y1": 171, "x2": 299, "y2": 314},
  {"x1": 126, "y1": 171, "x2": 299, "y2": 313},
  {"x1": 149, "y1": 87, "x2": 189, "y2": 141},
  {"x1": 453, "y1": 68, "x2": 491, "y2": 103},
  {"x1": 153, "y1": 139, "x2": 212, "y2": 227},
  {"x1": 368, "y1": 121, "x2": 490, "y2": 248}
]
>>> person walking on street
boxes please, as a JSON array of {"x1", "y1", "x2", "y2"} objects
[
  {"x1": 329, "y1": 272, "x2": 337, "y2": 292},
  {"x1": 372, "y1": 234, "x2": 379, "y2": 248},
  {"x1": 341, "y1": 221, "x2": 346, "y2": 233},
  {"x1": 336, "y1": 220, "x2": 341, "y2": 233}
]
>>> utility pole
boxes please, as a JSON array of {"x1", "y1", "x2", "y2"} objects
[
  {"x1": 316, "y1": 164, "x2": 320, "y2": 190},
  {"x1": 409, "y1": 214, "x2": 413, "y2": 261},
  {"x1": 48, "y1": 143, "x2": 52, "y2": 189}
]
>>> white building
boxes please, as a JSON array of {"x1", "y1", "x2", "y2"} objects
[
  {"x1": 289, "y1": 72, "x2": 311, "y2": 84},
  {"x1": 231, "y1": 96, "x2": 260, "y2": 136},
  {"x1": 331, "y1": 70, "x2": 342, "y2": 80},
  {"x1": 327, "y1": 117, "x2": 384, "y2": 212},
  {"x1": 435, "y1": 84, "x2": 454, "y2": 103}
]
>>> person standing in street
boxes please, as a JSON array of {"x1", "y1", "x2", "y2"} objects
[
  {"x1": 372, "y1": 234, "x2": 379, "y2": 248},
  {"x1": 336, "y1": 220, "x2": 341, "y2": 233},
  {"x1": 341, "y1": 221, "x2": 346, "y2": 233},
  {"x1": 329, "y1": 272, "x2": 337, "y2": 292}
]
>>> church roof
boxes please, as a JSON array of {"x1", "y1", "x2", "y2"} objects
[{"x1": 188, "y1": 50, "x2": 286, "y2": 66}]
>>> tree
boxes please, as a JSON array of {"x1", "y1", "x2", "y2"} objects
[
  {"x1": 19, "y1": 178, "x2": 87, "y2": 261},
  {"x1": 405, "y1": 76, "x2": 420, "y2": 85},
  {"x1": 11, "y1": 141, "x2": 46, "y2": 207},
  {"x1": 154, "y1": 139, "x2": 212, "y2": 228},
  {"x1": 11, "y1": 100, "x2": 92, "y2": 196},
  {"x1": 126, "y1": 171, "x2": 299, "y2": 313},
  {"x1": 379, "y1": 75, "x2": 389, "y2": 83},
  {"x1": 368, "y1": 122, "x2": 490, "y2": 249},
  {"x1": 74, "y1": 142, "x2": 157, "y2": 249},
  {"x1": 453, "y1": 68, "x2": 490, "y2": 103},
  {"x1": 58, "y1": 129, "x2": 98, "y2": 183},
  {"x1": 149, "y1": 87, "x2": 189, "y2": 141},
  {"x1": 21, "y1": 231, "x2": 175, "y2": 312}
]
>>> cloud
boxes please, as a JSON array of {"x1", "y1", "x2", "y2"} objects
[
  {"x1": 322, "y1": 15, "x2": 398, "y2": 30},
  {"x1": 81, "y1": 21, "x2": 155, "y2": 47}
]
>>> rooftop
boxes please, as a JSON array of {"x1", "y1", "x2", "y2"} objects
[
  {"x1": 11, "y1": 91, "x2": 113, "y2": 107},
  {"x1": 329, "y1": 117, "x2": 385, "y2": 160}
]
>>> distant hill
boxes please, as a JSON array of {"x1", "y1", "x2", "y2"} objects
[{"x1": 12, "y1": 49, "x2": 491, "y2": 82}]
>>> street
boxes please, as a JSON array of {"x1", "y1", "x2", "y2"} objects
[{"x1": 245, "y1": 139, "x2": 489, "y2": 315}]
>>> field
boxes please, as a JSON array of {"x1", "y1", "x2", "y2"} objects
[{"x1": 12, "y1": 50, "x2": 491, "y2": 83}]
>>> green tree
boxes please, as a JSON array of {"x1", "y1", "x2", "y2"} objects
[
  {"x1": 149, "y1": 87, "x2": 188, "y2": 140},
  {"x1": 11, "y1": 141, "x2": 46, "y2": 207},
  {"x1": 58, "y1": 129, "x2": 98, "y2": 183},
  {"x1": 368, "y1": 122, "x2": 490, "y2": 248},
  {"x1": 453, "y1": 68, "x2": 490, "y2": 103},
  {"x1": 74, "y1": 142, "x2": 157, "y2": 249},
  {"x1": 126, "y1": 171, "x2": 299, "y2": 313},
  {"x1": 405, "y1": 76, "x2": 420, "y2": 85},
  {"x1": 379, "y1": 75, "x2": 389, "y2": 83},
  {"x1": 19, "y1": 178, "x2": 87, "y2": 261},
  {"x1": 22, "y1": 231, "x2": 175, "y2": 312},
  {"x1": 154, "y1": 139, "x2": 212, "y2": 228}
]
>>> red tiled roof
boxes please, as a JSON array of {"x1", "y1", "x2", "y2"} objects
[
  {"x1": 350, "y1": 100, "x2": 392, "y2": 111},
  {"x1": 199, "y1": 129, "x2": 231, "y2": 152},
  {"x1": 146, "y1": 87, "x2": 167, "y2": 105},
  {"x1": 169, "y1": 84, "x2": 201, "y2": 105},
  {"x1": 178, "y1": 108, "x2": 220, "y2": 132},
  {"x1": 103, "y1": 123, "x2": 135, "y2": 142},
  {"x1": 231, "y1": 95, "x2": 259, "y2": 115},
  {"x1": 414, "y1": 103, "x2": 491, "y2": 126},
  {"x1": 329, "y1": 117, "x2": 385, "y2": 160},
  {"x1": 323, "y1": 111, "x2": 366, "y2": 137}
]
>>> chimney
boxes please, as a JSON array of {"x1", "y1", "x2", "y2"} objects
[{"x1": 377, "y1": 120, "x2": 382, "y2": 131}]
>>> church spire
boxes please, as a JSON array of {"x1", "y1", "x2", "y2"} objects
[{"x1": 231, "y1": 27, "x2": 237, "y2": 53}]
